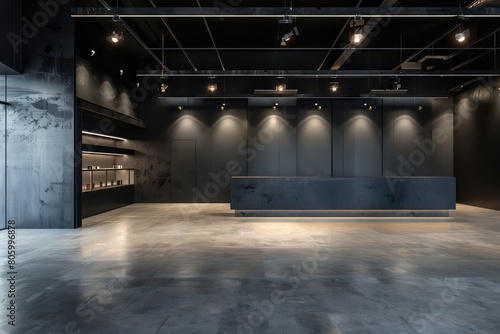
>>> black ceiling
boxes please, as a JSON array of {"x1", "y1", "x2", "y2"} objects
[{"x1": 73, "y1": 0, "x2": 500, "y2": 95}]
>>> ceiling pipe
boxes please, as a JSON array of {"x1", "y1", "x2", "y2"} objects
[
  {"x1": 97, "y1": 0, "x2": 110, "y2": 10},
  {"x1": 134, "y1": 69, "x2": 499, "y2": 77},
  {"x1": 449, "y1": 50, "x2": 493, "y2": 71},
  {"x1": 393, "y1": 0, "x2": 491, "y2": 70},
  {"x1": 195, "y1": 0, "x2": 225, "y2": 71},
  {"x1": 70, "y1": 7, "x2": 500, "y2": 18},
  {"x1": 468, "y1": 0, "x2": 493, "y2": 8},
  {"x1": 417, "y1": 26, "x2": 500, "y2": 63},
  {"x1": 149, "y1": 0, "x2": 197, "y2": 71},
  {"x1": 448, "y1": 76, "x2": 486, "y2": 92}
]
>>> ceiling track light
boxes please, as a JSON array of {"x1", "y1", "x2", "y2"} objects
[
  {"x1": 455, "y1": 29, "x2": 470, "y2": 42},
  {"x1": 160, "y1": 77, "x2": 168, "y2": 93},
  {"x1": 329, "y1": 82, "x2": 339, "y2": 92},
  {"x1": 275, "y1": 76, "x2": 287, "y2": 92},
  {"x1": 207, "y1": 77, "x2": 218, "y2": 93},
  {"x1": 107, "y1": 30, "x2": 123, "y2": 43},
  {"x1": 350, "y1": 16, "x2": 365, "y2": 45},
  {"x1": 90, "y1": 50, "x2": 95, "y2": 57},
  {"x1": 281, "y1": 26, "x2": 299, "y2": 46}
]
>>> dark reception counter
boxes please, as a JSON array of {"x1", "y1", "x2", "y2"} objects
[{"x1": 230, "y1": 177, "x2": 456, "y2": 217}]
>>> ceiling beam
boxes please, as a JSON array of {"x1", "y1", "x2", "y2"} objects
[
  {"x1": 71, "y1": 7, "x2": 500, "y2": 18},
  {"x1": 135, "y1": 69, "x2": 500, "y2": 77}
]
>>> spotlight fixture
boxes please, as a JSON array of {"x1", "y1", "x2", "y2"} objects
[
  {"x1": 276, "y1": 84, "x2": 286, "y2": 92},
  {"x1": 208, "y1": 83, "x2": 217, "y2": 92},
  {"x1": 280, "y1": 27, "x2": 299, "y2": 46},
  {"x1": 221, "y1": 102, "x2": 225, "y2": 111},
  {"x1": 364, "y1": 102, "x2": 368, "y2": 106},
  {"x1": 119, "y1": 69, "x2": 124, "y2": 76},
  {"x1": 329, "y1": 82, "x2": 339, "y2": 92},
  {"x1": 107, "y1": 17, "x2": 124, "y2": 43},
  {"x1": 273, "y1": 105, "x2": 277, "y2": 110},
  {"x1": 275, "y1": 102, "x2": 279, "y2": 106},
  {"x1": 353, "y1": 29, "x2": 364, "y2": 44},
  {"x1": 350, "y1": 16, "x2": 365, "y2": 45},
  {"x1": 107, "y1": 30, "x2": 124, "y2": 43},
  {"x1": 90, "y1": 50, "x2": 95, "y2": 57},
  {"x1": 368, "y1": 106, "x2": 373, "y2": 111},
  {"x1": 455, "y1": 29, "x2": 470, "y2": 43},
  {"x1": 418, "y1": 105, "x2": 423, "y2": 111},
  {"x1": 178, "y1": 105, "x2": 183, "y2": 111},
  {"x1": 136, "y1": 82, "x2": 140, "y2": 87},
  {"x1": 160, "y1": 78, "x2": 168, "y2": 93},
  {"x1": 207, "y1": 76, "x2": 217, "y2": 92},
  {"x1": 318, "y1": 105, "x2": 322, "y2": 111}
]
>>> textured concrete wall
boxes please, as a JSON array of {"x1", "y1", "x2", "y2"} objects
[{"x1": 2, "y1": 1, "x2": 75, "y2": 228}]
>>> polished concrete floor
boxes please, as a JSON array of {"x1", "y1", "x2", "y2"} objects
[{"x1": 1, "y1": 204, "x2": 500, "y2": 334}]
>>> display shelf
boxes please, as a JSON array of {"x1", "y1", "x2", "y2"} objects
[
  {"x1": 82, "y1": 168, "x2": 135, "y2": 192},
  {"x1": 82, "y1": 144, "x2": 135, "y2": 156}
]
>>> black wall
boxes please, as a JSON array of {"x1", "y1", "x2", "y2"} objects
[
  {"x1": 125, "y1": 95, "x2": 453, "y2": 203},
  {"x1": 454, "y1": 83, "x2": 500, "y2": 211}
]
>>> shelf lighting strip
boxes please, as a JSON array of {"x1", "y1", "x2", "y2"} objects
[
  {"x1": 82, "y1": 151, "x2": 125, "y2": 157},
  {"x1": 82, "y1": 131, "x2": 126, "y2": 141}
]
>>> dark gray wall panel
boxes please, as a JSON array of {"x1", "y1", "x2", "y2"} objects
[
  {"x1": 342, "y1": 100, "x2": 382, "y2": 177},
  {"x1": 298, "y1": 101, "x2": 331, "y2": 176},
  {"x1": 248, "y1": 107, "x2": 281, "y2": 176},
  {"x1": 211, "y1": 109, "x2": 248, "y2": 201},
  {"x1": 76, "y1": 56, "x2": 136, "y2": 118},
  {"x1": 332, "y1": 100, "x2": 345, "y2": 177},
  {"x1": 278, "y1": 106, "x2": 297, "y2": 176},
  {"x1": 231, "y1": 177, "x2": 456, "y2": 210},
  {"x1": 454, "y1": 84, "x2": 500, "y2": 211},
  {"x1": 248, "y1": 106, "x2": 297, "y2": 176},
  {"x1": 430, "y1": 98, "x2": 454, "y2": 176},
  {"x1": 171, "y1": 140, "x2": 196, "y2": 202},
  {"x1": 383, "y1": 98, "x2": 453, "y2": 178}
]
